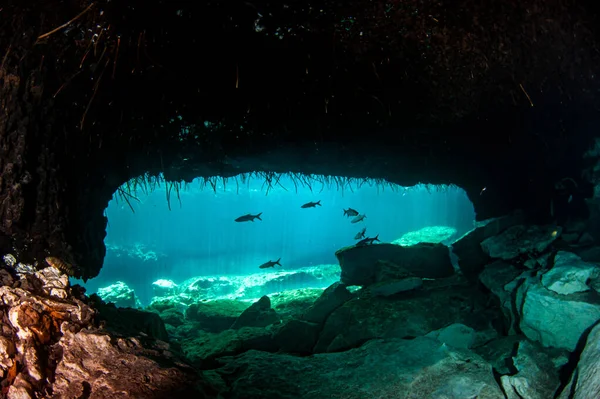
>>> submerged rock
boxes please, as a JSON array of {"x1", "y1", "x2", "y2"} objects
[
  {"x1": 185, "y1": 300, "x2": 249, "y2": 333},
  {"x1": 480, "y1": 224, "x2": 561, "y2": 261},
  {"x1": 96, "y1": 281, "x2": 141, "y2": 308},
  {"x1": 301, "y1": 282, "x2": 353, "y2": 325},
  {"x1": 335, "y1": 243, "x2": 454, "y2": 285},
  {"x1": 0, "y1": 265, "x2": 216, "y2": 398},
  {"x1": 519, "y1": 282, "x2": 600, "y2": 351},
  {"x1": 558, "y1": 321, "x2": 600, "y2": 399},
  {"x1": 313, "y1": 279, "x2": 503, "y2": 353},
  {"x1": 366, "y1": 277, "x2": 423, "y2": 297},
  {"x1": 541, "y1": 251, "x2": 600, "y2": 295},
  {"x1": 500, "y1": 340, "x2": 561, "y2": 399},
  {"x1": 452, "y1": 211, "x2": 525, "y2": 276},
  {"x1": 231, "y1": 296, "x2": 279, "y2": 329},
  {"x1": 392, "y1": 225, "x2": 457, "y2": 246},
  {"x1": 216, "y1": 337, "x2": 505, "y2": 399}
]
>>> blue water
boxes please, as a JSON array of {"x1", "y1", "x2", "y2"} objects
[{"x1": 78, "y1": 174, "x2": 475, "y2": 305}]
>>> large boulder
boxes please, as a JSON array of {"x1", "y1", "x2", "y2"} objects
[
  {"x1": 518, "y1": 281, "x2": 600, "y2": 351},
  {"x1": 230, "y1": 296, "x2": 279, "y2": 330},
  {"x1": 452, "y1": 211, "x2": 525, "y2": 276},
  {"x1": 302, "y1": 282, "x2": 353, "y2": 325},
  {"x1": 335, "y1": 243, "x2": 454, "y2": 286},
  {"x1": 313, "y1": 278, "x2": 503, "y2": 353},
  {"x1": 392, "y1": 225, "x2": 457, "y2": 246},
  {"x1": 216, "y1": 337, "x2": 505, "y2": 399},
  {"x1": 541, "y1": 251, "x2": 600, "y2": 295},
  {"x1": 500, "y1": 340, "x2": 561, "y2": 399},
  {"x1": 558, "y1": 321, "x2": 600, "y2": 399},
  {"x1": 185, "y1": 300, "x2": 249, "y2": 333},
  {"x1": 480, "y1": 224, "x2": 561, "y2": 261}
]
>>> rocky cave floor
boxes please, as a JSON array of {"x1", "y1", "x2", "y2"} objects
[{"x1": 2, "y1": 214, "x2": 600, "y2": 398}]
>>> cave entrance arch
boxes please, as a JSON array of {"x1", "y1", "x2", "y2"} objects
[{"x1": 80, "y1": 173, "x2": 476, "y2": 305}]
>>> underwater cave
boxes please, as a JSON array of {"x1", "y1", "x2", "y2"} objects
[
  {"x1": 80, "y1": 174, "x2": 475, "y2": 306},
  {"x1": 2, "y1": 0, "x2": 600, "y2": 398}
]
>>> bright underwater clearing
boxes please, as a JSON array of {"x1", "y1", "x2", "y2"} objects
[{"x1": 75, "y1": 174, "x2": 476, "y2": 306}]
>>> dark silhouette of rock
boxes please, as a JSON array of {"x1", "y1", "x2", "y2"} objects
[{"x1": 336, "y1": 243, "x2": 454, "y2": 285}]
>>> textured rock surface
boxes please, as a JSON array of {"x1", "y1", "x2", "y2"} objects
[
  {"x1": 336, "y1": 243, "x2": 454, "y2": 285},
  {"x1": 313, "y1": 278, "x2": 503, "y2": 353},
  {"x1": 366, "y1": 277, "x2": 423, "y2": 297},
  {"x1": 480, "y1": 225, "x2": 561, "y2": 261},
  {"x1": 230, "y1": 295, "x2": 279, "y2": 329},
  {"x1": 216, "y1": 337, "x2": 505, "y2": 399},
  {"x1": 392, "y1": 225, "x2": 457, "y2": 246},
  {"x1": 452, "y1": 211, "x2": 525, "y2": 276},
  {"x1": 0, "y1": 265, "x2": 216, "y2": 398},
  {"x1": 519, "y1": 282, "x2": 600, "y2": 351},
  {"x1": 185, "y1": 299, "x2": 249, "y2": 333},
  {"x1": 500, "y1": 340, "x2": 561, "y2": 399},
  {"x1": 301, "y1": 282, "x2": 353, "y2": 324},
  {"x1": 558, "y1": 321, "x2": 600, "y2": 399},
  {"x1": 541, "y1": 251, "x2": 600, "y2": 295}
]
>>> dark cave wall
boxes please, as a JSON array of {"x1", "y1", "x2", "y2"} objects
[{"x1": 0, "y1": 0, "x2": 599, "y2": 279}]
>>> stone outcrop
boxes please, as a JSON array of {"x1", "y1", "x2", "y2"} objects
[
  {"x1": 558, "y1": 321, "x2": 600, "y2": 399},
  {"x1": 335, "y1": 242, "x2": 454, "y2": 285},
  {"x1": 215, "y1": 337, "x2": 505, "y2": 399},
  {"x1": 452, "y1": 211, "x2": 525, "y2": 276},
  {"x1": 0, "y1": 261, "x2": 217, "y2": 398}
]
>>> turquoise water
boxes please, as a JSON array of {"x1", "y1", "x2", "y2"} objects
[{"x1": 76, "y1": 174, "x2": 475, "y2": 305}]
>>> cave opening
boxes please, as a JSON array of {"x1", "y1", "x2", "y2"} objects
[{"x1": 76, "y1": 173, "x2": 476, "y2": 306}]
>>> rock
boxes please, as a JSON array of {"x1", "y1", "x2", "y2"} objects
[
  {"x1": 182, "y1": 327, "x2": 276, "y2": 368},
  {"x1": 500, "y1": 340, "x2": 561, "y2": 399},
  {"x1": 558, "y1": 321, "x2": 600, "y2": 399},
  {"x1": 34, "y1": 266, "x2": 70, "y2": 299},
  {"x1": 231, "y1": 296, "x2": 279, "y2": 329},
  {"x1": 185, "y1": 300, "x2": 249, "y2": 333},
  {"x1": 481, "y1": 225, "x2": 561, "y2": 261},
  {"x1": 158, "y1": 308, "x2": 185, "y2": 327},
  {"x1": 578, "y1": 232, "x2": 595, "y2": 246},
  {"x1": 479, "y1": 261, "x2": 522, "y2": 333},
  {"x1": 425, "y1": 323, "x2": 477, "y2": 349},
  {"x1": 216, "y1": 337, "x2": 505, "y2": 399},
  {"x1": 302, "y1": 282, "x2": 353, "y2": 324},
  {"x1": 336, "y1": 243, "x2": 454, "y2": 286},
  {"x1": 577, "y1": 245, "x2": 600, "y2": 262},
  {"x1": 152, "y1": 279, "x2": 178, "y2": 297},
  {"x1": 92, "y1": 298, "x2": 169, "y2": 341},
  {"x1": 178, "y1": 264, "x2": 341, "y2": 302},
  {"x1": 52, "y1": 331, "x2": 209, "y2": 399},
  {"x1": 366, "y1": 277, "x2": 423, "y2": 297},
  {"x1": 273, "y1": 319, "x2": 321, "y2": 353},
  {"x1": 314, "y1": 279, "x2": 504, "y2": 353},
  {"x1": 0, "y1": 278, "x2": 217, "y2": 398},
  {"x1": 269, "y1": 288, "x2": 324, "y2": 320},
  {"x1": 0, "y1": 268, "x2": 14, "y2": 286},
  {"x1": 96, "y1": 281, "x2": 141, "y2": 308},
  {"x1": 452, "y1": 211, "x2": 525, "y2": 276},
  {"x1": 541, "y1": 251, "x2": 600, "y2": 295},
  {"x1": 473, "y1": 335, "x2": 524, "y2": 374},
  {"x1": 519, "y1": 282, "x2": 600, "y2": 351},
  {"x1": 392, "y1": 225, "x2": 457, "y2": 246}
]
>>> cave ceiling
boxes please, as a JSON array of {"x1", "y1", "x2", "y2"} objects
[{"x1": 1, "y1": 0, "x2": 600, "y2": 278}]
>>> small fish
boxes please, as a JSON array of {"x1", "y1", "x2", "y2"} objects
[
  {"x1": 235, "y1": 212, "x2": 263, "y2": 222},
  {"x1": 259, "y1": 258, "x2": 282, "y2": 269},
  {"x1": 45, "y1": 256, "x2": 76, "y2": 276},
  {"x1": 351, "y1": 214, "x2": 366, "y2": 223},
  {"x1": 343, "y1": 208, "x2": 359, "y2": 217},
  {"x1": 356, "y1": 234, "x2": 380, "y2": 246},
  {"x1": 301, "y1": 200, "x2": 321, "y2": 208},
  {"x1": 354, "y1": 227, "x2": 367, "y2": 240}
]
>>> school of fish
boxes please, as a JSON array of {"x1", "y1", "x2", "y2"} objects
[{"x1": 235, "y1": 202, "x2": 380, "y2": 270}]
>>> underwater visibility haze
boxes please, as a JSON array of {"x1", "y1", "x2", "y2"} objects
[{"x1": 80, "y1": 174, "x2": 475, "y2": 306}]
